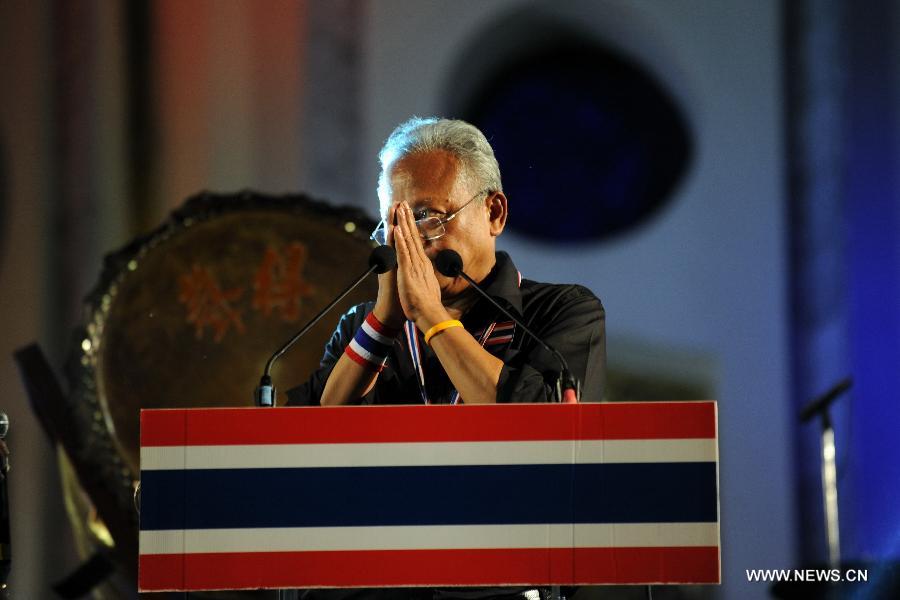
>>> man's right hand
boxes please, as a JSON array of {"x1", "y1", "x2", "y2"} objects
[{"x1": 372, "y1": 204, "x2": 405, "y2": 329}]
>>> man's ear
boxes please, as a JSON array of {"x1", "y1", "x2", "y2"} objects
[{"x1": 487, "y1": 192, "x2": 508, "y2": 237}]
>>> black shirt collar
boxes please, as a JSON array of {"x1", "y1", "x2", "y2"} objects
[{"x1": 471, "y1": 251, "x2": 523, "y2": 320}]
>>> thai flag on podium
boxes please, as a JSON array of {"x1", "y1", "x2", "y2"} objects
[{"x1": 138, "y1": 402, "x2": 720, "y2": 592}]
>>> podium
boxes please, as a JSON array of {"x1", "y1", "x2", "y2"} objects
[{"x1": 138, "y1": 402, "x2": 720, "y2": 592}]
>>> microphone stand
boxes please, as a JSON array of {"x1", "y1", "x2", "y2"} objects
[
  {"x1": 255, "y1": 246, "x2": 395, "y2": 407},
  {"x1": 0, "y1": 412, "x2": 10, "y2": 596},
  {"x1": 254, "y1": 264, "x2": 378, "y2": 407},
  {"x1": 799, "y1": 377, "x2": 852, "y2": 569}
]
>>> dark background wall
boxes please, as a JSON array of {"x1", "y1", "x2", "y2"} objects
[{"x1": 1, "y1": 1, "x2": 898, "y2": 598}]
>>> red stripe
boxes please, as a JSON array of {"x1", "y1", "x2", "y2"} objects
[
  {"x1": 365, "y1": 312, "x2": 400, "y2": 337},
  {"x1": 140, "y1": 553, "x2": 185, "y2": 591},
  {"x1": 139, "y1": 546, "x2": 719, "y2": 591},
  {"x1": 581, "y1": 401, "x2": 717, "y2": 441},
  {"x1": 473, "y1": 324, "x2": 514, "y2": 339},
  {"x1": 141, "y1": 402, "x2": 717, "y2": 446},
  {"x1": 140, "y1": 409, "x2": 186, "y2": 448},
  {"x1": 344, "y1": 344, "x2": 383, "y2": 372},
  {"x1": 572, "y1": 546, "x2": 719, "y2": 584}
]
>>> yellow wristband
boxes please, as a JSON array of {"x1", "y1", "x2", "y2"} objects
[{"x1": 423, "y1": 319, "x2": 463, "y2": 345}]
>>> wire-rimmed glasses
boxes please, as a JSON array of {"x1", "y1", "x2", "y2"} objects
[{"x1": 370, "y1": 189, "x2": 489, "y2": 245}]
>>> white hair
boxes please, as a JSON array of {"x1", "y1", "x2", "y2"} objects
[{"x1": 376, "y1": 117, "x2": 503, "y2": 217}]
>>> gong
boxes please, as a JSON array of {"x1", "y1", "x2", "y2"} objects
[{"x1": 63, "y1": 192, "x2": 379, "y2": 594}]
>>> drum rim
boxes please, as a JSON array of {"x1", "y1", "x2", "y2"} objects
[{"x1": 61, "y1": 190, "x2": 379, "y2": 565}]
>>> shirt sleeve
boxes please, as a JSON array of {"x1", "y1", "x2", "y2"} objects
[
  {"x1": 284, "y1": 302, "x2": 371, "y2": 406},
  {"x1": 495, "y1": 286, "x2": 606, "y2": 403}
]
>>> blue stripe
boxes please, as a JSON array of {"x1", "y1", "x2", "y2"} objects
[
  {"x1": 140, "y1": 463, "x2": 717, "y2": 531},
  {"x1": 353, "y1": 329, "x2": 392, "y2": 355}
]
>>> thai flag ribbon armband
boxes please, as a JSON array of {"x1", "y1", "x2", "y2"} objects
[{"x1": 345, "y1": 312, "x2": 400, "y2": 372}]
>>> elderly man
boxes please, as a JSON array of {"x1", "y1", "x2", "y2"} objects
[
  {"x1": 290, "y1": 117, "x2": 604, "y2": 599},
  {"x1": 288, "y1": 117, "x2": 605, "y2": 409}
]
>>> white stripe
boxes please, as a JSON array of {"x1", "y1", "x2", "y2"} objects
[
  {"x1": 473, "y1": 324, "x2": 513, "y2": 338},
  {"x1": 139, "y1": 522, "x2": 719, "y2": 555},
  {"x1": 405, "y1": 320, "x2": 426, "y2": 389},
  {"x1": 361, "y1": 319, "x2": 393, "y2": 345},
  {"x1": 141, "y1": 439, "x2": 717, "y2": 470},
  {"x1": 348, "y1": 338, "x2": 383, "y2": 364}
]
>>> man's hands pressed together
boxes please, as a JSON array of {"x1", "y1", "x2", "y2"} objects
[
  {"x1": 392, "y1": 202, "x2": 451, "y2": 332},
  {"x1": 322, "y1": 199, "x2": 504, "y2": 405}
]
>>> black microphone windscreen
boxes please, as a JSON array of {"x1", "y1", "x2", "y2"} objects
[
  {"x1": 369, "y1": 245, "x2": 397, "y2": 274},
  {"x1": 435, "y1": 249, "x2": 463, "y2": 277}
]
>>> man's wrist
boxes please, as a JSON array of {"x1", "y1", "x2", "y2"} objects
[
  {"x1": 415, "y1": 306, "x2": 453, "y2": 334},
  {"x1": 372, "y1": 303, "x2": 404, "y2": 330},
  {"x1": 344, "y1": 311, "x2": 401, "y2": 373}
]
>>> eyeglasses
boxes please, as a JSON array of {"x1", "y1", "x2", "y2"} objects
[{"x1": 370, "y1": 189, "x2": 489, "y2": 245}]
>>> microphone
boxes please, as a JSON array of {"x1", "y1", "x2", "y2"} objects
[
  {"x1": 254, "y1": 245, "x2": 397, "y2": 407},
  {"x1": 434, "y1": 250, "x2": 580, "y2": 403},
  {"x1": 799, "y1": 377, "x2": 852, "y2": 423}
]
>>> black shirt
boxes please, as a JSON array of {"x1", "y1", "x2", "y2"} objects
[{"x1": 286, "y1": 251, "x2": 606, "y2": 406}]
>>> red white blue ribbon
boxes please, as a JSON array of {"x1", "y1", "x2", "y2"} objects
[{"x1": 345, "y1": 312, "x2": 399, "y2": 372}]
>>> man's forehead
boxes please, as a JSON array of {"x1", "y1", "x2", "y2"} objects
[
  {"x1": 388, "y1": 175, "x2": 472, "y2": 208},
  {"x1": 390, "y1": 194, "x2": 448, "y2": 209},
  {"x1": 390, "y1": 150, "x2": 470, "y2": 186},
  {"x1": 390, "y1": 170, "x2": 458, "y2": 193}
]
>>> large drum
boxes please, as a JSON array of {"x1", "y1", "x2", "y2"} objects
[{"x1": 63, "y1": 192, "x2": 379, "y2": 596}]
